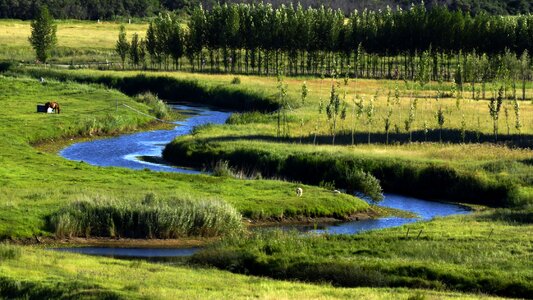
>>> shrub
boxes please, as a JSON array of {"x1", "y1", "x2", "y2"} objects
[
  {"x1": 135, "y1": 92, "x2": 170, "y2": 119},
  {"x1": 0, "y1": 61, "x2": 15, "y2": 72},
  {"x1": 230, "y1": 77, "x2": 241, "y2": 84},
  {"x1": 212, "y1": 160, "x2": 235, "y2": 178}
]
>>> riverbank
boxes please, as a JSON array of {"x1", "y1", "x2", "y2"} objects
[
  {"x1": 0, "y1": 74, "x2": 370, "y2": 240},
  {"x1": 0, "y1": 69, "x2": 530, "y2": 299},
  {"x1": 15, "y1": 67, "x2": 533, "y2": 208},
  {"x1": 191, "y1": 209, "x2": 533, "y2": 298}
]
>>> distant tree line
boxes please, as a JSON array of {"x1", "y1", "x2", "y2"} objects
[
  {"x1": 0, "y1": 0, "x2": 530, "y2": 20},
  {"x1": 117, "y1": 3, "x2": 531, "y2": 96}
]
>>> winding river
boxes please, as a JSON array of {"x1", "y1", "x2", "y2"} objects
[{"x1": 57, "y1": 103, "x2": 470, "y2": 258}]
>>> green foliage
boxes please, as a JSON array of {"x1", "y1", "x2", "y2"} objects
[
  {"x1": 28, "y1": 6, "x2": 57, "y2": 63},
  {"x1": 344, "y1": 168, "x2": 383, "y2": 203},
  {"x1": 135, "y1": 92, "x2": 170, "y2": 119},
  {"x1": 0, "y1": 244, "x2": 21, "y2": 261},
  {"x1": 488, "y1": 86, "x2": 504, "y2": 141},
  {"x1": 115, "y1": 25, "x2": 130, "y2": 69},
  {"x1": 212, "y1": 160, "x2": 235, "y2": 178},
  {"x1": 300, "y1": 81, "x2": 308, "y2": 105},
  {"x1": 230, "y1": 77, "x2": 241, "y2": 84},
  {"x1": 191, "y1": 213, "x2": 533, "y2": 298},
  {"x1": 49, "y1": 195, "x2": 244, "y2": 238}
]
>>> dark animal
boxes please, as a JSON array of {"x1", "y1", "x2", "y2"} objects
[{"x1": 44, "y1": 101, "x2": 60, "y2": 114}]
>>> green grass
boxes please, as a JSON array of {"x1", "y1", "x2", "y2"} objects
[
  {"x1": 0, "y1": 19, "x2": 148, "y2": 64},
  {"x1": 0, "y1": 245, "x2": 501, "y2": 299},
  {"x1": 190, "y1": 209, "x2": 533, "y2": 298},
  {"x1": 49, "y1": 195, "x2": 244, "y2": 239},
  {"x1": 9, "y1": 67, "x2": 533, "y2": 206},
  {"x1": 0, "y1": 74, "x2": 368, "y2": 239},
  {"x1": 0, "y1": 65, "x2": 531, "y2": 298}
]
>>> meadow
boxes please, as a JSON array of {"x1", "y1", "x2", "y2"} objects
[
  {"x1": 191, "y1": 209, "x2": 533, "y2": 298},
  {"x1": 0, "y1": 74, "x2": 368, "y2": 239},
  {"x1": 0, "y1": 18, "x2": 532, "y2": 299},
  {"x1": 0, "y1": 19, "x2": 147, "y2": 64},
  {"x1": 0, "y1": 243, "x2": 504, "y2": 299}
]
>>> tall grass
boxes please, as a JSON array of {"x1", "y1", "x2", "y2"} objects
[
  {"x1": 0, "y1": 243, "x2": 21, "y2": 261},
  {"x1": 190, "y1": 215, "x2": 533, "y2": 299},
  {"x1": 135, "y1": 92, "x2": 171, "y2": 120},
  {"x1": 163, "y1": 139, "x2": 519, "y2": 206},
  {"x1": 49, "y1": 194, "x2": 244, "y2": 238},
  {"x1": 0, "y1": 276, "x2": 122, "y2": 300},
  {"x1": 76, "y1": 114, "x2": 144, "y2": 136}
]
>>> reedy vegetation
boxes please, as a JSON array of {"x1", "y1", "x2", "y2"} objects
[
  {"x1": 190, "y1": 210, "x2": 533, "y2": 298},
  {"x1": 50, "y1": 194, "x2": 244, "y2": 238},
  {"x1": 0, "y1": 244, "x2": 500, "y2": 300}
]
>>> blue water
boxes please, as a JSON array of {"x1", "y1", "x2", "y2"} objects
[
  {"x1": 56, "y1": 103, "x2": 470, "y2": 258},
  {"x1": 60, "y1": 104, "x2": 231, "y2": 173},
  {"x1": 280, "y1": 193, "x2": 470, "y2": 235}
]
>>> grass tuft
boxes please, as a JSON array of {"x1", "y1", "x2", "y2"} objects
[{"x1": 49, "y1": 194, "x2": 244, "y2": 239}]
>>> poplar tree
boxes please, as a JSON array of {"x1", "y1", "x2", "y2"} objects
[
  {"x1": 29, "y1": 6, "x2": 57, "y2": 64},
  {"x1": 129, "y1": 33, "x2": 140, "y2": 68},
  {"x1": 116, "y1": 25, "x2": 130, "y2": 69},
  {"x1": 488, "y1": 86, "x2": 504, "y2": 142}
]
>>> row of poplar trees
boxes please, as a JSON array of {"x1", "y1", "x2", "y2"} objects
[{"x1": 119, "y1": 3, "x2": 533, "y2": 80}]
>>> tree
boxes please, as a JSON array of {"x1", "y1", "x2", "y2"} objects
[
  {"x1": 435, "y1": 105, "x2": 445, "y2": 143},
  {"x1": 488, "y1": 87, "x2": 504, "y2": 141},
  {"x1": 129, "y1": 33, "x2": 140, "y2": 68},
  {"x1": 28, "y1": 6, "x2": 57, "y2": 64},
  {"x1": 326, "y1": 79, "x2": 341, "y2": 145},
  {"x1": 116, "y1": 25, "x2": 130, "y2": 69}
]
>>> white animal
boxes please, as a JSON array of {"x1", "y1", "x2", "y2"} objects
[
  {"x1": 296, "y1": 187, "x2": 303, "y2": 197},
  {"x1": 333, "y1": 190, "x2": 341, "y2": 194}
]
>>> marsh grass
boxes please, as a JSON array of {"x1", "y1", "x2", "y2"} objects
[
  {"x1": 190, "y1": 212, "x2": 533, "y2": 298},
  {"x1": 164, "y1": 138, "x2": 520, "y2": 206},
  {"x1": 135, "y1": 92, "x2": 172, "y2": 120},
  {"x1": 0, "y1": 244, "x2": 21, "y2": 261},
  {"x1": 49, "y1": 194, "x2": 244, "y2": 239}
]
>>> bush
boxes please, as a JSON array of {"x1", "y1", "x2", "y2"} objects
[
  {"x1": 135, "y1": 92, "x2": 170, "y2": 119},
  {"x1": 212, "y1": 160, "x2": 235, "y2": 178},
  {"x1": 49, "y1": 195, "x2": 244, "y2": 238},
  {"x1": 0, "y1": 61, "x2": 15, "y2": 73},
  {"x1": 230, "y1": 77, "x2": 241, "y2": 84},
  {"x1": 344, "y1": 168, "x2": 383, "y2": 203}
]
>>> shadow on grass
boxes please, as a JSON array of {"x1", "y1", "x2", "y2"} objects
[{"x1": 197, "y1": 128, "x2": 533, "y2": 149}]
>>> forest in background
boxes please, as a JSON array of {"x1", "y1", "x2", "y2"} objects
[{"x1": 0, "y1": 0, "x2": 530, "y2": 20}]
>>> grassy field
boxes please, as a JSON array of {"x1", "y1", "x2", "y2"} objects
[
  {"x1": 0, "y1": 19, "x2": 147, "y2": 63},
  {"x1": 0, "y1": 74, "x2": 369, "y2": 239},
  {"x1": 191, "y1": 209, "x2": 533, "y2": 298},
  {"x1": 0, "y1": 70, "x2": 510, "y2": 299},
  {"x1": 0, "y1": 244, "x2": 503, "y2": 299},
  {"x1": 9, "y1": 67, "x2": 533, "y2": 206},
  {"x1": 0, "y1": 23, "x2": 531, "y2": 297}
]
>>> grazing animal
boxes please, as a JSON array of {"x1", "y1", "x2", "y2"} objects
[
  {"x1": 44, "y1": 101, "x2": 61, "y2": 114},
  {"x1": 333, "y1": 190, "x2": 341, "y2": 194},
  {"x1": 296, "y1": 187, "x2": 303, "y2": 197}
]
